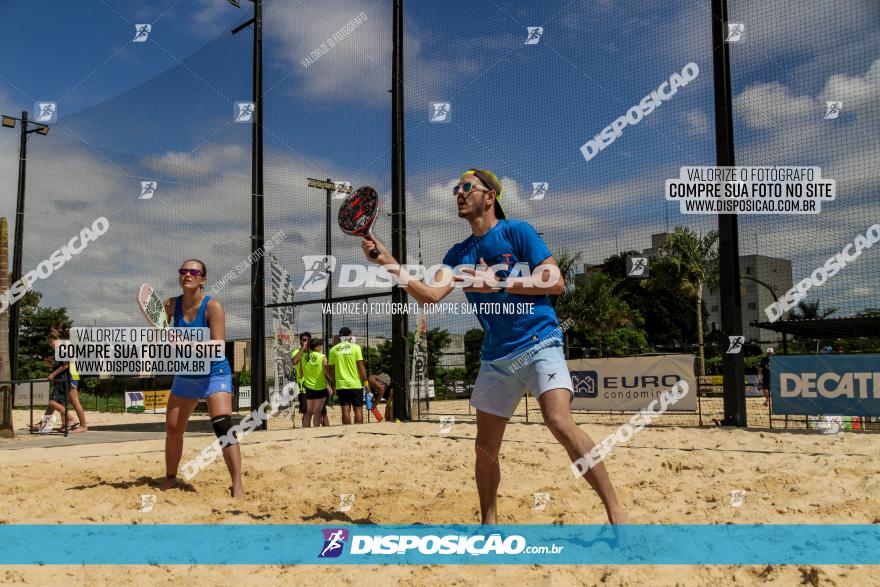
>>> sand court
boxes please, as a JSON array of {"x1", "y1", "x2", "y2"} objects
[{"x1": 1, "y1": 409, "x2": 877, "y2": 585}]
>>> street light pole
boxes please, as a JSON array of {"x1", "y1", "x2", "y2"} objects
[
  {"x1": 9, "y1": 110, "x2": 28, "y2": 383},
  {"x1": 2, "y1": 111, "x2": 47, "y2": 382},
  {"x1": 305, "y1": 178, "x2": 352, "y2": 350}
]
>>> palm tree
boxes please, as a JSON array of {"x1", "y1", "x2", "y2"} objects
[
  {"x1": 789, "y1": 299, "x2": 837, "y2": 320},
  {"x1": 660, "y1": 227, "x2": 719, "y2": 376},
  {"x1": 557, "y1": 272, "x2": 637, "y2": 345},
  {"x1": 553, "y1": 250, "x2": 582, "y2": 307}
]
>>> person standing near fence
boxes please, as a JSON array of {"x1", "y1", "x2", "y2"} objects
[
  {"x1": 327, "y1": 327, "x2": 367, "y2": 425},
  {"x1": 32, "y1": 338, "x2": 74, "y2": 432},
  {"x1": 358, "y1": 168, "x2": 627, "y2": 525},
  {"x1": 57, "y1": 326, "x2": 87, "y2": 433}
]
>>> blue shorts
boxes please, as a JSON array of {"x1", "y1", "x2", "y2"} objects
[
  {"x1": 70, "y1": 380, "x2": 79, "y2": 388},
  {"x1": 171, "y1": 369, "x2": 233, "y2": 399},
  {"x1": 470, "y1": 342, "x2": 573, "y2": 419}
]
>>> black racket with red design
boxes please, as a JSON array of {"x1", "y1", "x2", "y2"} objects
[{"x1": 338, "y1": 186, "x2": 380, "y2": 258}]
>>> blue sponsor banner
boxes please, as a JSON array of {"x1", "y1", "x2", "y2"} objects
[
  {"x1": 0, "y1": 524, "x2": 876, "y2": 565},
  {"x1": 771, "y1": 354, "x2": 880, "y2": 416}
]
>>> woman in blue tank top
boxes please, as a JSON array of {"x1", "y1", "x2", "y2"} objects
[{"x1": 159, "y1": 259, "x2": 242, "y2": 497}]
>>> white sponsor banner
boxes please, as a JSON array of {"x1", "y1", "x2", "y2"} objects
[
  {"x1": 238, "y1": 385, "x2": 252, "y2": 409},
  {"x1": 14, "y1": 381, "x2": 50, "y2": 406},
  {"x1": 410, "y1": 378, "x2": 435, "y2": 399},
  {"x1": 568, "y1": 354, "x2": 697, "y2": 412}
]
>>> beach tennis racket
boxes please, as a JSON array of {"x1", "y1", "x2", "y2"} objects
[
  {"x1": 137, "y1": 283, "x2": 169, "y2": 328},
  {"x1": 338, "y1": 186, "x2": 380, "y2": 258}
]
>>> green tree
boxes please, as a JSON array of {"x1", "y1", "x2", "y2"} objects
[
  {"x1": 599, "y1": 326, "x2": 649, "y2": 356},
  {"x1": 557, "y1": 272, "x2": 646, "y2": 356},
  {"x1": 463, "y1": 328, "x2": 484, "y2": 379},
  {"x1": 659, "y1": 227, "x2": 719, "y2": 376},
  {"x1": 553, "y1": 250, "x2": 583, "y2": 307},
  {"x1": 557, "y1": 272, "x2": 636, "y2": 336},
  {"x1": 789, "y1": 299, "x2": 837, "y2": 320},
  {"x1": 601, "y1": 251, "x2": 698, "y2": 348},
  {"x1": 18, "y1": 290, "x2": 71, "y2": 380},
  {"x1": 362, "y1": 345, "x2": 381, "y2": 373}
]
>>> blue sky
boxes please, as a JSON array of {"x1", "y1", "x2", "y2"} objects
[{"x1": 0, "y1": 0, "x2": 877, "y2": 338}]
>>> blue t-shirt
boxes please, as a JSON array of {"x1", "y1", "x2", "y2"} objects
[{"x1": 442, "y1": 219, "x2": 561, "y2": 361}]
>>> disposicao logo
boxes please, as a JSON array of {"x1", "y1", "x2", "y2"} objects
[{"x1": 319, "y1": 528, "x2": 349, "y2": 558}]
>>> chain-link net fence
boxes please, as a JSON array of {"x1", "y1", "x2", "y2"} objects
[{"x1": 1, "y1": 1, "x2": 877, "y2": 432}]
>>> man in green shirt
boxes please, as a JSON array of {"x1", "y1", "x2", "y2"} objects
[{"x1": 327, "y1": 327, "x2": 368, "y2": 425}]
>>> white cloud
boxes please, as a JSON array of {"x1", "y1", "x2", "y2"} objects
[
  {"x1": 728, "y1": 0, "x2": 876, "y2": 70},
  {"x1": 191, "y1": 0, "x2": 241, "y2": 38},
  {"x1": 145, "y1": 144, "x2": 249, "y2": 179},
  {"x1": 684, "y1": 110, "x2": 711, "y2": 135},
  {"x1": 735, "y1": 82, "x2": 815, "y2": 130},
  {"x1": 265, "y1": 0, "x2": 486, "y2": 106},
  {"x1": 821, "y1": 58, "x2": 880, "y2": 115}
]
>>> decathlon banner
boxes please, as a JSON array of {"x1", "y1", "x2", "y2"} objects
[
  {"x1": 568, "y1": 354, "x2": 697, "y2": 412},
  {"x1": 0, "y1": 524, "x2": 876, "y2": 565},
  {"x1": 771, "y1": 354, "x2": 880, "y2": 416},
  {"x1": 270, "y1": 255, "x2": 296, "y2": 395}
]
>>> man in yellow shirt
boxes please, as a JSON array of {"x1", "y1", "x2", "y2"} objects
[{"x1": 327, "y1": 327, "x2": 368, "y2": 425}]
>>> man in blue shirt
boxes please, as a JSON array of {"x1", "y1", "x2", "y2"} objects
[{"x1": 360, "y1": 168, "x2": 627, "y2": 524}]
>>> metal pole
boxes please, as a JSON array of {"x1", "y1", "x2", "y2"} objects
[
  {"x1": 10, "y1": 110, "x2": 28, "y2": 383},
  {"x1": 712, "y1": 0, "x2": 746, "y2": 427},
  {"x1": 390, "y1": 0, "x2": 409, "y2": 421},
  {"x1": 249, "y1": 0, "x2": 266, "y2": 426},
  {"x1": 325, "y1": 181, "x2": 333, "y2": 351}
]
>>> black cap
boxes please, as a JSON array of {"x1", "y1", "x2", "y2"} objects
[{"x1": 339, "y1": 326, "x2": 352, "y2": 336}]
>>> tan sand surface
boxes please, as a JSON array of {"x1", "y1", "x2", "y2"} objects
[{"x1": 1, "y1": 409, "x2": 877, "y2": 586}]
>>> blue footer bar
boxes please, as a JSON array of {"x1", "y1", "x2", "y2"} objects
[{"x1": 0, "y1": 524, "x2": 876, "y2": 565}]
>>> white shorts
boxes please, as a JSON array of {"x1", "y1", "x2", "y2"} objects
[{"x1": 470, "y1": 343, "x2": 574, "y2": 419}]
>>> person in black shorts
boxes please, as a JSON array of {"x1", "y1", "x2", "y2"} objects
[
  {"x1": 327, "y1": 327, "x2": 367, "y2": 425},
  {"x1": 299, "y1": 338, "x2": 333, "y2": 427},
  {"x1": 33, "y1": 327, "x2": 78, "y2": 432},
  {"x1": 293, "y1": 332, "x2": 330, "y2": 426}
]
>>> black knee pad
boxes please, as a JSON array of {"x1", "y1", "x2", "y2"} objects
[{"x1": 211, "y1": 414, "x2": 238, "y2": 445}]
